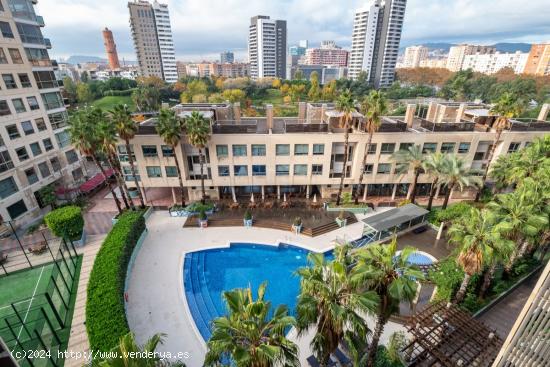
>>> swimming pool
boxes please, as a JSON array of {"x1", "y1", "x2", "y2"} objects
[{"x1": 183, "y1": 243, "x2": 333, "y2": 341}]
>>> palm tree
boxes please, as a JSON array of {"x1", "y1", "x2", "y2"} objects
[
  {"x1": 184, "y1": 111, "x2": 211, "y2": 204},
  {"x1": 391, "y1": 145, "x2": 424, "y2": 203},
  {"x1": 204, "y1": 283, "x2": 299, "y2": 367},
  {"x1": 69, "y1": 110, "x2": 122, "y2": 214},
  {"x1": 156, "y1": 108, "x2": 186, "y2": 206},
  {"x1": 95, "y1": 332, "x2": 166, "y2": 367},
  {"x1": 335, "y1": 90, "x2": 356, "y2": 206},
  {"x1": 439, "y1": 154, "x2": 481, "y2": 209},
  {"x1": 112, "y1": 104, "x2": 146, "y2": 208},
  {"x1": 352, "y1": 238, "x2": 424, "y2": 367},
  {"x1": 423, "y1": 153, "x2": 446, "y2": 211},
  {"x1": 448, "y1": 207, "x2": 514, "y2": 303},
  {"x1": 296, "y1": 245, "x2": 378, "y2": 366},
  {"x1": 355, "y1": 91, "x2": 388, "y2": 204},
  {"x1": 489, "y1": 153, "x2": 520, "y2": 192},
  {"x1": 477, "y1": 92, "x2": 524, "y2": 201}
]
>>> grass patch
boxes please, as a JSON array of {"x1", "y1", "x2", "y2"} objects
[
  {"x1": 252, "y1": 88, "x2": 284, "y2": 105},
  {"x1": 91, "y1": 96, "x2": 134, "y2": 111}
]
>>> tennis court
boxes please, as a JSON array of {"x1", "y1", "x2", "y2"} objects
[{"x1": 0, "y1": 264, "x2": 54, "y2": 315}]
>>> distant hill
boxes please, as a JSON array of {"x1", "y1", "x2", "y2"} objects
[
  {"x1": 400, "y1": 42, "x2": 532, "y2": 53},
  {"x1": 65, "y1": 55, "x2": 138, "y2": 65}
]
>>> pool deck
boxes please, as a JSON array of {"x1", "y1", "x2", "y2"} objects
[{"x1": 125, "y1": 210, "x2": 435, "y2": 367}]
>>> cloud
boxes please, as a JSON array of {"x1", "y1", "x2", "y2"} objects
[{"x1": 35, "y1": 0, "x2": 550, "y2": 61}]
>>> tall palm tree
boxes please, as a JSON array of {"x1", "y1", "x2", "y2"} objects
[
  {"x1": 296, "y1": 245, "x2": 378, "y2": 366},
  {"x1": 391, "y1": 145, "x2": 424, "y2": 203},
  {"x1": 94, "y1": 108, "x2": 132, "y2": 210},
  {"x1": 112, "y1": 104, "x2": 146, "y2": 208},
  {"x1": 156, "y1": 108, "x2": 186, "y2": 206},
  {"x1": 204, "y1": 283, "x2": 299, "y2": 367},
  {"x1": 423, "y1": 153, "x2": 446, "y2": 211},
  {"x1": 477, "y1": 92, "x2": 524, "y2": 201},
  {"x1": 95, "y1": 332, "x2": 166, "y2": 367},
  {"x1": 448, "y1": 207, "x2": 514, "y2": 303},
  {"x1": 439, "y1": 154, "x2": 481, "y2": 209},
  {"x1": 352, "y1": 238, "x2": 424, "y2": 367},
  {"x1": 489, "y1": 153, "x2": 521, "y2": 192},
  {"x1": 355, "y1": 91, "x2": 388, "y2": 203},
  {"x1": 184, "y1": 111, "x2": 211, "y2": 204},
  {"x1": 69, "y1": 110, "x2": 123, "y2": 214},
  {"x1": 335, "y1": 90, "x2": 356, "y2": 206}
]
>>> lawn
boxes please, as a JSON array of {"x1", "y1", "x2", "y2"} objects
[
  {"x1": 91, "y1": 95, "x2": 134, "y2": 111},
  {"x1": 252, "y1": 88, "x2": 284, "y2": 105}
]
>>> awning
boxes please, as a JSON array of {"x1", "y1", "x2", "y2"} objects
[
  {"x1": 362, "y1": 204, "x2": 429, "y2": 232},
  {"x1": 79, "y1": 169, "x2": 114, "y2": 193}
]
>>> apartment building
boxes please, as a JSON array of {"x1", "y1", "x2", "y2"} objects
[
  {"x1": 303, "y1": 41, "x2": 349, "y2": 67},
  {"x1": 418, "y1": 58, "x2": 447, "y2": 68},
  {"x1": 349, "y1": 0, "x2": 407, "y2": 88},
  {"x1": 461, "y1": 51, "x2": 529, "y2": 75},
  {"x1": 402, "y1": 45, "x2": 428, "y2": 68},
  {"x1": 220, "y1": 51, "x2": 234, "y2": 64},
  {"x1": 446, "y1": 44, "x2": 496, "y2": 72},
  {"x1": 118, "y1": 101, "x2": 548, "y2": 204},
  {"x1": 248, "y1": 15, "x2": 287, "y2": 79},
  {"x1": 523, "y1": 43, "x2": 550, "y2": 76},
  {"x1": 0, "y1": 0, "x2": 82, "y2": 226},
  {"x1": 128, "y1": 0, "x2": 177, "y2": 83}
]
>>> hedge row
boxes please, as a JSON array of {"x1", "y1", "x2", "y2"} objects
[
  {"x1": 44, "y1": 205, "x2": 84, "y2": 241},
  {"x1": 86, "y1": 210, "x2": 146, "y2": 352},
  {"x1": 103, "y1": 88, "x2": 137, "y2": 97}
]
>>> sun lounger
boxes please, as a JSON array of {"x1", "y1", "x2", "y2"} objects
[{"x1": 335, "y1": 348, "x2": 352, "y2": 365}]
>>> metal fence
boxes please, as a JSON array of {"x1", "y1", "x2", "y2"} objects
[{"x1": 0, "y1": 235, "x2": 79, "y2": 367}]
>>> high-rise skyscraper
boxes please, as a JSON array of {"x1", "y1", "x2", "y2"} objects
[
  {"x1": 0, "y1": 0, "x2": 83, "y2": 226},
  {"x1": 248, "y1": 15, "x2": 287, "y2": 79},
  {"x1": 128, "y1": 0, "x2": 177, "y2": 83},
  {"x1": 220, "y1": 51, "x2": 234, "y2": 64},
  {"x1": 349, "y1": 0, "x2": 407, "y2": 88},
  {"x1": 102, "y1": 27, "x2": 121, "y2": 70}
]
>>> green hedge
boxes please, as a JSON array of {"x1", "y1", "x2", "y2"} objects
[
  {"x1": 44, "y1": 205, "x2": 84, "y2": 240},
  {"x1": 427, "y1": 202, "x2": 472, "y2": 226},
  {"x1": 86, "y1": 210, "x2": 145, "y2": 352}
]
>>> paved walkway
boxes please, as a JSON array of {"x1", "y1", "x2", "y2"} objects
[
  {"x1": 126, "y1": 210, "x2": 414, "y2": 367},
  {"x1": 64, "y1": 235, "x2": 105, "y2": 367}
]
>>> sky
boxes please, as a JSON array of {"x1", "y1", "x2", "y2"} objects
[{"x1": 36, "y1": 0, "x2": 550, "y2": 62}]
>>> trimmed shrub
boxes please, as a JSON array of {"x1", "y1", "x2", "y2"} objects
[
  {"x1": 428, "y1": 202, "x2": 472, "y2": 226},
  {"x1": 86, "y1": 211, "x2": 145, "y2": 352},
  {"x1": 44, "y1": 206, "x2": 84, "y2": 240}
]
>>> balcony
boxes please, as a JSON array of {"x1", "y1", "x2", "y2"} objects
[
  {"x1": 36, "y1": 15, "x2": 45, "y2": 27},
  {"x1": 378, "y1": 117, "x2": 408, "y2": 132},
  {"x1": 509, "y1": 118, "x2": 550, "y2": 131},
  {"x1": 212, "y1": 120, "x2": 267, "y2": 134},
  {"x1": 44, "y1": 38, "x2": 52, "y2": 49},
  {"x1": 419, "y1": 119, "x2": 475, "y2": 132},
  {"x1": 29, "y1": 59, "x2": 53, "y2": 67},
  {"x1": 272, "y1": 119, "x2": 329, "y2": 134}
]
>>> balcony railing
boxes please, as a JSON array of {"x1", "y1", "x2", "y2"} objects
[
  {"x1": 213, "y1": 120, "x2": 264, "y2": 134},
  {"x1": 509, "y1": 119, "x2": 550, "y2": 131},
  {"x1": 29, "y1": 59, "x2": 53, "y2": 67},
  {"x1": 44, "y1": 38, "x2": 52, "y2": 49},
  {"x1": 420, "y1": 119, "x2": 475, "y2": 132},
  {"x1": 378, "y1": 119, "x2": 408, "y2": 132},
  {"x1": 284, "y1": 121, "x2": 328, "y2": 133},
  {"x1": 36, "y1": 15, "x2": 45, "y2": 27}
]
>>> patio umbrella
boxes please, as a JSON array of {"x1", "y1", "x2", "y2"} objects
[
  {"x1": 313, "y1": 194, "x2": 317, "y2": 203},
  {"x1": 250, "y1": 192, "x2": 255, "y2": 203},
  {"x1": 283, "y1": 193, "x2": 287, "y2": 202}
]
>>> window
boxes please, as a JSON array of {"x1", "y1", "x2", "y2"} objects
[
  {"x1": 367, "y1": 143, "x2": 377, "y2": 154},
  {"x1": 508, "y1": 142, "x2": 521, "y2": 153},
  {"x1": 294, "y1": 144, "x2": 308, "y2": 155},
  {"x1": 440, "y1": 142, "x2": 456, "y2": 153},
  {"x1": 38, "y1": 162, "x2": 50, "y2": 178},
  {"x1": 377, "y1": 163, "x2": 391, "y2": 174},
  {"x1": 72, "y1": 168, "x2": 83, "y2": 181},
  {"x1": 276, "y1": 144, "x2": 290, "y2": 156},
  {"x1": 251, "y1": 144, "x2": 266, "y2": 156},
  {"x1": 313, "y1": 144, "x2": 324, "y2": 155},
  {"x1": 252, "y1": 165, "x2": 266, "y2": 176},
  {"x1": 54, "y1": 130, "x2": 70, "y2": 148},
  {"x1": 0, "y1": 100, "x2": 10, "y2": 116},
  {"x1": 0, "y1": 177, "x2": 18, "y2": 199},
  {"x1": 6, "y1": 124, "x2": 20, "y2": 139},
  {"x1": 8, "y1": 0, "x2": 37, "y2": 21},
  {"x1": 30, "y1": 142, "x2": 41, "y2": 156},
  {"x1": 65, "y1": 149, "x2": 78, "y2": 164},
  {"x1": 146, "y1": 166, "x2": 162, "y2": 178},
  {"x1": 25, "y1": 97, "x2": 39, "y2": 111},
  {"x1": 35, "y1": 117, "x2": 46, "y2": 131},
  {"x1": 165, "y1": 166, "x2": 178, "y2": 177},
  {"x1": 25, "y1": 47, "x2": 50, "y2": 66},
  {"x1": 217, "y1": 165, "x2": 229, "y2": 177},
  {"x1": 50, "y1": 157, "x2": 61, "y2": 171},
  {"x1": 0, "y1": 21, "x2": 14, "y2": 38},
  {"x1": 364, "y1": 164, "x2": 374, "y2": 174},
  {"x1": 458, "y1": 142, "x2": 470, "y2": 154},
  {"x1": 312, "y1": 164, "x2": 323, "y2": 175},
  {"x1": 19, "y1": 73, "x2": 31, "y2": 87},
  {"x1": 33, "y1": 71, "x2": 58, "y2": 89},
  {"x1": 422, "y1": 143, "x2": 437, "y2": 154},
  {"x1": 25, "y1": 168, "x2": 38, "y2": 184},
  {"x1": 42, "y1": 138, "x2": 53, "y2": 151},
  {"x1": 0, "y1": 151, "x2": 14, "y2": 173},
  {"x1": 15, "y1": 23, "x2": 43, "y2": 44},
  {"x1": 294, "y1": 164, "x2": 307, "y2": 175},
  {"x1": 7, "y1": 200, "x2": 27, "y2": 219},
  {"x1": 8, "y1": 48, "x2": 23, "y2": 64},
  {"x1": 234, "y1": 165, "x2": 248, "y2": 176},
  {"x1": 47, "y1": 111, "x2": 68, "y2": 130},
  {"x1": 142, "y1": 145, "x2": 158, "y2": 157},
  {"x1": 216, "y1": 145, "x2": 228, "y2": 157},
  {"x1": 2, "y1": 74, "x2": 17, "y2": 89},
  {"x1": 12, "y1": 98, "x2": 26, "y2": 113},
  {"x1": 161, "y1": 145, "x2": 174, "y2": 157},
  {"x1": 40, "y1": 92, "x2": 63, "y2": 110},
  {"x1": 276, "y1": 164, "x2": 289, "y2": 176},
  {"x1": 232, "y1": 144, "x2": 247, "y2": 156},
  {"x1": 16, "y1": 147, "x2": 29, "y2": 161},
  {"x1": 380, "y1": 143, "x2": 396, "y2": 154},
  {"x1": 0, "y1": 48, "x2": 7, "y2": 63},
  {"x1": 399, "y1": 143, "x2": 414, "y2": 151}
]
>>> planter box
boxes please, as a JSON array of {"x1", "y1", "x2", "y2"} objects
[
  {"x1": 169, "y1": 210, "x2": 187, "y2": 217},
  {"x1": 243, "y1": 218, "x2": 253, "y2": 227},
  {"x1": 112, "y1": 216, "x2": 119, "y2": 225},
  {"x1": 128, "y1": 188, "x2": 139, "y2": 198},
  {"x1": 199, "y1": 219, "x2": 208, "y2": 228},
  {"x1": 72, "y1": 230, "x2": 87, "y2": 247},
  {"x1": 292, "y1": 224, "x2": 302, "y2": 234},
  {"x1": 335, "y1": 217, "x2": 347, "y2": 228}
]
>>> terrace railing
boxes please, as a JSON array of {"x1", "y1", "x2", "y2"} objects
[{"x1": 420, "y1": 119, "x2": 475, "y2": 132}]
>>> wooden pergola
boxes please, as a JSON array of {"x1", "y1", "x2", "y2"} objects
[{"x1": 403, "y1": 301, "x2": 503, "y2": 367}]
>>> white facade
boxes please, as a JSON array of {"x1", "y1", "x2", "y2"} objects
[
  {"x1": 402, "y1": 45, "x2": 428, "y2": 68},
  {"x1": 349, "y1": 2, "x2": 381, "y2": 80},
  {"x1": 446, "y1": 44, "x2": 496, "y2": 71},
  {"x1": 462, "y1": 51, "x2": 529, "y2": 75},
  {"x1": 152, "y1": 0, "x2": 177, "y2": 83},
  {"x1": 248, "y1": 16, "x2": 286, "y2": 79}
]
